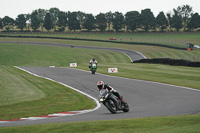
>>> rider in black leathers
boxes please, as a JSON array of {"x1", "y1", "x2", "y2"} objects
[{"x1": 97, "y1": 81, "x2": 124, "y2": 103}]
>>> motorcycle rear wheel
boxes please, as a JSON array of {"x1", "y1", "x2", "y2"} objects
[
  {"x1": 122, "y1": 102, "x2": 129, "y2": 112},
  {"x1": 92, "y1": 70, "x2": 95, "y2": 74}
]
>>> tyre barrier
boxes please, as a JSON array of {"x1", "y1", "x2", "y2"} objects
[{"x1": 133, "y1": 58, "x2": 200, "y2": 67}]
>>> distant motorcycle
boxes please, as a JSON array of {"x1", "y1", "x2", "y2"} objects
[
  {"x1": 99, "y1": 89, "x2": 129, "y2": 114},
  {"x1": 91, "y1": 63, "x2": 97, "y2": 74}
]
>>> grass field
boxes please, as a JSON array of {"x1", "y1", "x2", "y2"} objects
[
  {"x1": 1, "y1": 35, "x2": 200, "y2": 62},
  {"x1": 1, "y1": 115, "x2": 200, "y2": 133},
  {"x1": 0, "y1": 33, "x2": 200, "y2": 132},
  {"x1": 1, "y1": 32, "x2": 200, "y2": 47}
]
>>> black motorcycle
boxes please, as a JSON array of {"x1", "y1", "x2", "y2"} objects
[{"x1": 99, "y1": 89, "x2": 129, "y2": 114}]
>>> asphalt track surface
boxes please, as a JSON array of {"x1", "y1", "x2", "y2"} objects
[
  {"x1": 0, "y1": 42, "x2": 200, "y2": 127},
  {"x1": 1, "y1": 66, "x2": 200, "y2": 127}
]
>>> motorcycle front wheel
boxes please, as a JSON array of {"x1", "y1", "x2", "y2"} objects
[{"x1": 105, "y1": 99, "x2": 117, "y2": 114}]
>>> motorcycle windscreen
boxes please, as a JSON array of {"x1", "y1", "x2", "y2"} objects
[{"x1": 99, "y1": 89, "x2": 107, "y2": 96}]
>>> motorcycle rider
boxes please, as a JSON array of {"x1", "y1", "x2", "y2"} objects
[
  {"x1": 89, "y1": 57, "x2": 97, "y2": 69},
  {"x1": 97, "y1": 81, "x2": 124, "y2": 103}
]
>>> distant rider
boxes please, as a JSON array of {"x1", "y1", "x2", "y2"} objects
[
  {"x1": 97, "y1": 81, "x2": 124, "y2": 103},
  {"x1": 89, "y1": 57, "x2": 97, "y2": 69}
]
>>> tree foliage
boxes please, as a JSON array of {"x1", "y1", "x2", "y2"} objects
[
  {"x1": 2, "y1": 16, "x2": 15, "y2": 31},
  {"x1": 172, "y1": 9, "x2": 183, "y2": 31},
  {"x1": 36, "y1": 9, "x2": 47, "y2": 31},
  {"x1": 96, "y1": 13, "x2": 107, "y2": 31},
  {"x1": 43, "y1": 12, "x2": 53, "y2": 31},
  {"x1": 177, "y1": 5, "x2": 193, "y2": 31},
  {"x1": 156, "y1": 12, "x2": 168, "y2": 31},
  {"x1": 30, "y1": 10, "x2": 40, "y2": 31},
  {"x1": 112, "y1": 12, "x2": 124, "y2": 32},
  {"x1": 0, "y1": 18, "x2": 3, "y2": 29},
  {"x1": 68, "y1": 12, "x2": 80, "y2": 31},
  {"x1": 140, "y1": 9, "x2": 155, "y2": 32},
  {"x1": 0, "y1": 5, "x2": 199, "y2": 32},
  {"x1": 166, "y1": 13, "x2": 173, "y2": 31},
  {"x1": 187, "y1": 13, "x2": 200, "y2": 30},
  {"x1": 76, "y1": 11, "x2": 86, "y2": 30},
  {"x1": 105, "y1": 11, "x2": 113, "y2": 31},
  {"x1": 49, "y1": 8, "x2": 60, "y2": 23},
  {"x1": 125, "y1": 11, "x2": 140, "y2": 32},
  {"x1": 15, "y1": 14, "x2": 26, "y2": 30},
  {"x1": 57, "y1": 11, "x2": 67, "y2": 31},
  {"x1": 83, "y1": 14, "x2": 95, "y2": 31}
]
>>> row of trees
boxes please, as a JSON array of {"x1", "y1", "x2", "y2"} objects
[{"x1": 0, "y1": 5, "x2": 200, "y2": 32}]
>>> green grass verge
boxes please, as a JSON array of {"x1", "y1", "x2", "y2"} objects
[
  {"x1": 93, "y1": 63, "x2": 200, "y2": 90},
  {"x1": 0, "y1": 42, "x2": 130, "y2": 66},
  {"x1": 0, "y1": 115, "x2": 200, "y2": 133},
  {"x1": 0, "y1": 66, "x2": 95, "y2": 120},
  {"x1": 0, "y1": 66, "x2": 45, "y2": 106}
]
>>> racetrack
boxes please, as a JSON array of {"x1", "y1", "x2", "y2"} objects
[
  {"x1": 1, "y1": 66, "x2": 200, "y2": 127},
  {"x1": 0, "y1": 41, "x2": 200, "y2": 127}
]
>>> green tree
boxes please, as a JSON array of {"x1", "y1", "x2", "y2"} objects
[
  {"x1": 36, "y1": 9, "x2": 47, "y2": 31},
  {"x1": 2, "y1": 16, "x2": 15, "y2": 31},
  {"x1": 57, "y1": 11, "x2": 67, "y2": 31},
  {"x1": 43, "y1": 12, "x2": 53, "y2": 31},
  {"x1": 156, "y1": 11, "x2": 168, "y2": 31},
  {"x1": 96, "y1": 13, "x2": 107, "y2": 31},
  {"x1": 166, "y1": 13, "x2": 173, "y2": 31},
  {"x1": 139, "y1": 9, "x2": 155, "y2": 32},
  {"x1": 15, "y1": 14, "x2": 26, "y2": 31},
  {"x1": 83, "y1": 14, "x2": 95, "y2": 31},
  {"x1": 49, "y1": 8, "x2": 60, "y2": 31},
  {"x1": 172, "y1": 9, "x2": 183, "y2": 32},
  {"x1": 105, "y1": 11, "x2": 113, "y2": 31},
  {"x1": 76, "y1": 11, "x2": 86, "y2": 30},
  {"x1": 112, "y1": 12, "x2": 124, "y2": 32},
  {"x1": 0, "y1": 18, "x2": 3, "y2": 29},
  {"x1": 125, "y1": 11, "x2": 140, "y2": 32},
  {"x1": 187, "y1": 13, "x2": 200, "y2": 31},
  {"x1": 49, "y1": 8, "x2": 60, "y2": 22},
  {"x1": 25, "y1": 13, "x2": 31, "y2": 30},
  {"x1": 68, "y1": 12, "x2": 80, "y2": 31},
  {"x1": 30, "y1": 10, "x2": 40, "y2": 31},
  {"x1": 177, "y1": 5, "x2": 193, "y2": 31}
]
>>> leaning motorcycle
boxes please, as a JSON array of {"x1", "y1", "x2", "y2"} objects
[
  {"x1": 99, "y1": 89, "x2": 129, "y2": 114},
  {"x1": 91, "y1": 63, "x2": 97, "y2": 74}
]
